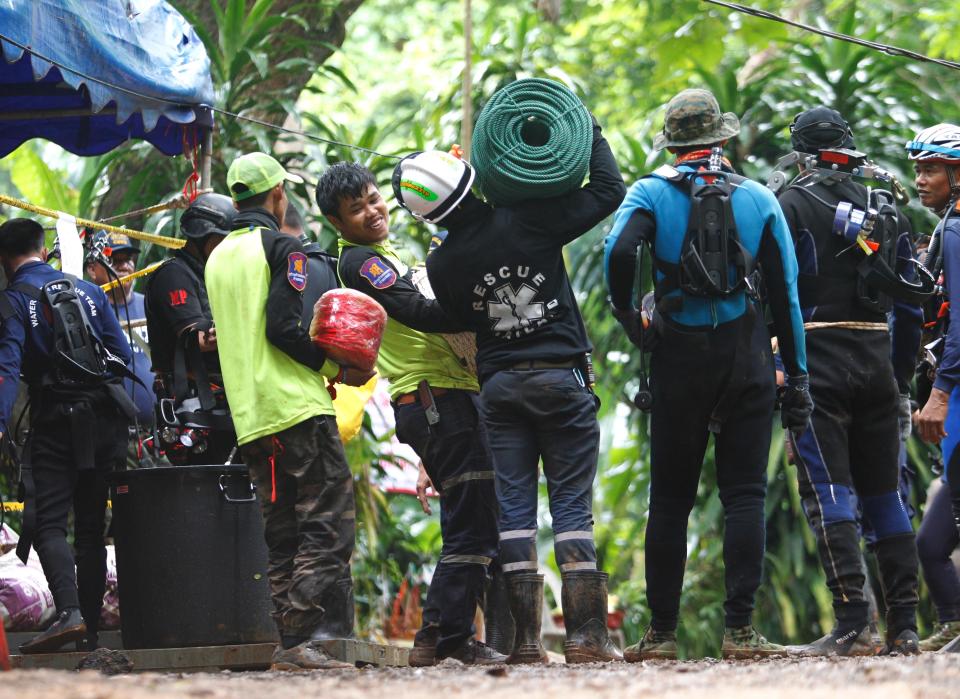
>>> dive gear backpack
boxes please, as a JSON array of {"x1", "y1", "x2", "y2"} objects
[
  {"x1": 0, "y1": 274, "x2": 109, "y2": 386},
  {"x1": 651, "y1": 165, "x2": 756, "y2": 304}
]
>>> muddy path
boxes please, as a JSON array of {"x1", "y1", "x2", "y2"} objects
[{"x1": 2, "y1": 655, "x2": 958, "y2": 699}]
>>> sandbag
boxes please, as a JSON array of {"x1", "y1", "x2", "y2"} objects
[{"x1": 310, "y1": 288, "x2": 387, "y2": 373}]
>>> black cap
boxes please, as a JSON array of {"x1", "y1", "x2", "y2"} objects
[
  {"x1": 180, "y1": 193, "x2": 236, "y2": 240},
  {"x1": 790, "y1": 107, "x2": 854, "y2": 152}
]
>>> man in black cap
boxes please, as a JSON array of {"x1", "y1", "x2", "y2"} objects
[
  {"x1": 144, "y1": 193, "x2": 237, "y2": 465},
  {"x1": 776, "y1": 107, "x2": 924, "y2": 656},
  {"x1": 85, "y1": 232, "x2": 156, "y2": 461}
]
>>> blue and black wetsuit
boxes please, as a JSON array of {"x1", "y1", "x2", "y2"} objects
[
  {"x1": 0, "y1": 259, "x2": 131, "y2": 641},
  {"x1": 604, "y1": 157, "x2": 806, "y2": 633},
  {"x1": 777, "y1": 176, "x2": 921, "y2": 639},
  {"x1": 919, "y1": 209, "x2": 960, "y2": 627}
]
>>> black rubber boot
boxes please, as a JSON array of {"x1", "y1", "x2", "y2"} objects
[
  {"x1": 310, "y1": 576, "x2": 355, "y2": 641},
  {"x1": 505, "y1": 572, "x2": 548, "y2": 665},
  {"x1": 874, "y1": 533, "x2": 919, "y2": 643},
  {"x1": 484, "y1": 565, "x2": 515, "y2": 656},
  {"x1": 560, "y1": 570, "x2": 623, "y2": 663},
  {"x1": 19, "y1": 607, "x2": 86, "y2": 654}
]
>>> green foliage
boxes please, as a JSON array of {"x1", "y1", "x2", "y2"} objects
[{"x1": 5, "y1": 0, "x2": 960, "y2": 653}]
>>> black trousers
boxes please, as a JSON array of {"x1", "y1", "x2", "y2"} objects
[
  {"x1": 394, "y1": 389, "x2": 499, "y2": 655},
  {"x1": 647, "y1": 315, "x2": 775, "y2": 631},
  {"x1": 791, "y1": 328, "x2": 918, "y2": 634},
  {"x1": 30, "y1": 389, "x2": 128, "y2": 633}
]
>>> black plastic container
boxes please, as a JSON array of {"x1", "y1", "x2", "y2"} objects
[{"x1": 108, "y1": 465, "x2": 277, "y2": 649}]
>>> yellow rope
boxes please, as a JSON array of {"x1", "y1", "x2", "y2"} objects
[
  {"x1": 100, "y1": 260, "x2": 166, "y2": 292},
  {"x1": 0, "y1": 194, "x2": 185, "y2": 249},
  {"x1": 803, "y1": 321, "x2": 888, "y2": 331},
  {"x1": 98, "y1": 192, "x2": 199, "y2": 223},
  {"x1": 1, "y1": 502, "x2": 23, "y2": 512}
]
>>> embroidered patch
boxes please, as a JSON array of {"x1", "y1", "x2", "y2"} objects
[
  {"x1": 287, "y1": 252, "x2": 308, "y2": 291},
  {"x1": 360, "y1": 256, "x2": 397, "y2": 289},
  {"x1": 168, "y1": 289, "x2": 188, "y2": 306}
]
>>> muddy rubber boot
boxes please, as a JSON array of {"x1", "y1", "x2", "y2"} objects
[
  {"x1": 623, "y1": 626, "x2": 678, "y2": 662},
  {"x1": 484, "y1": 566, "x2": 516, "y2": 656},
  {"x1": 310, "y1": 577, "x2": 356, "y2": 641},
  {"x1": 560, "y1": 570, "x2": 622, "y2": 663},
  {"x1": 505, "y1": 572, "x2": 548, "y2": 665},
  {"x1": 720, "y1": 626, "x2": 786, "y2": 659},
  {"x1": 920, "y1": 621, "x2": 960, "y2": 652},
  {"x1": 19, "y1": 607, "x2": 86, "y2": 655},
  {"x1": 408, "y1": 624, "x2": 439, "y2": 667}
]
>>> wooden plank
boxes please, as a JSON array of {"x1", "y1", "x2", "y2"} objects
[{"x1": 9, "y1": 639, "x2": 409, "y2": 671}]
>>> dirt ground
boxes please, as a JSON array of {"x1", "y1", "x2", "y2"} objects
[{"x1": 1, "y1": 655, "x2": 958, "y2": 699}]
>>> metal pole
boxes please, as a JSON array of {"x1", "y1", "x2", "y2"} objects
[
  {"x1": 461, "y1": 0, "x2": 473, "y2": 161},
  {"x1": 200, "y1": 126, "x2": 213, "y2": 193}
]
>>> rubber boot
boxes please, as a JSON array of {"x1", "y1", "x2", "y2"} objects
[
  {"x1": 874, "y1": 533, "x2": 919, "y2": 647},
  {"x1": 560, "y1": 570, "x2": 622, "y2": 663},
  {"x1": 311, "y1": 577, "x2": 355, "y2": 641},
  {"x1": 505, "y1": 572, "x2": 548, "y2": 665},
  {"x1": 484, "y1": 566, "x2": 516, "y2": 656}
]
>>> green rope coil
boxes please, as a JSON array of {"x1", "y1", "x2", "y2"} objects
[{"x1": 471, "y1": 78, "x2": 592, "y2": 207}]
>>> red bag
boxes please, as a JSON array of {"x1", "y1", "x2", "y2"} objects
[{"x1": 309, "y1": 289, "x2": 387, "y2": 372}]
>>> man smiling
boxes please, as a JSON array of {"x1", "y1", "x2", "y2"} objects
[{"x1": 316, "y1": 162, "x2": 503, "y2": 666}]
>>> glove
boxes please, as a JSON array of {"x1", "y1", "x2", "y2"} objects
[
  {"x1": 611, "y1": 306, "x2": 642, "y2": 350},
  {"x1": 897, "y1": 392, "x2": 912, "y2": 442},
  {"x1": 779, "y1": 374, "x2": 814, "y2": 436}
]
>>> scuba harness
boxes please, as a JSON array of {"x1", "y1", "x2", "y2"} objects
[
  {"x1": 631, "y1": 148, "x2": 762, "y2": 429},
  {"x1": 769, "y1": 147, "x2": 935, "y2": 313}
]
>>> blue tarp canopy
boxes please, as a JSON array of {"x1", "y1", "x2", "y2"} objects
[{"x1": 0, "y1": 0, "x2": 214, "y2": 158}]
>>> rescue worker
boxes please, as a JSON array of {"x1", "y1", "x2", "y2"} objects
[
  {"x1": 604, "y1": 89, "x2": 811, "y2": 660},
  {"x1": 315, "y1": 162, "x2": 503, "y2": 665},
  {"x1": 776, "y1": 108, "x2": 922, "y2": 656},
  {"x1": 206, "y1": 152, "x2": 371, "y2": 671},
  {"x1": 84, "y1": 232, "x2": 155, "y2": 431},
  {"x1": 277, "y1": 200, "x2": 357, "y2": 643},
  {"x1": 144, "y1": 193, "x2": 236, "y2": 465},
  {"x1": 396, "y1": 115, "x2": 627, "y2": 665},
  {"x1": 0, "y1": 218, "x2": 133, "y2": 653},
  {"x1": 911, "y1": 124, "x2": 960, "y2": 652}
]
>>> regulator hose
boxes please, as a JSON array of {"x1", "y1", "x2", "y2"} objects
[{"x1": 471, "y1": 78, "x2": 592, "y2": 207}]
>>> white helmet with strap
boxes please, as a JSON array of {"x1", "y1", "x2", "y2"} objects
[
  {"x1": 392, "y1": 150, "x2": 475, "y2": 223},
  {"x1": 906, "y1": 124, "x2": 960, "y2": 162}
]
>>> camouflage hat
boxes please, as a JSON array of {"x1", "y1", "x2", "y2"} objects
[{"x1": 653, "y1": 88, "x2": 741, "y2": 150}]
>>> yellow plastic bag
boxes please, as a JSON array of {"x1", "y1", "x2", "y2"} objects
[{"x1": 333, "y1": 374, "x2": 378, "y2": 443}]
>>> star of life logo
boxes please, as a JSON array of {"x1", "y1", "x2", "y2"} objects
[{"x1": 472, "y1": 265, "x2": 558, "y2": 339}]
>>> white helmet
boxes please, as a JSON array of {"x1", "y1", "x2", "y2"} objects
[
  {"x1": 392, "y1": 150, "x2": 475, "y2": 223},
  {"x1": 906, "y1": 123, "x2": 960, "y2": 162}
]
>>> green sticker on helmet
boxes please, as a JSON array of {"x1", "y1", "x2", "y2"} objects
[{"x1": 400, "y1": 180, "x2": 438, "y2": 201}]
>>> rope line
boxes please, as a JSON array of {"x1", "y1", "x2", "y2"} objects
[
  {"x1": 98, "y1": 194, "x2": 192, "y2": 223},
  {"x1": 0, "y1": 194, "x2": 185, "y2": 249},
  {"x1": 0, "y1": 31, "x2": 400, "y2": 161},
  {"x1": 100, "y1": 260, "x2": 166, "y2": 292},
  {"x1": 701, "y1": 0, "x2": 960, "y2": 71}
]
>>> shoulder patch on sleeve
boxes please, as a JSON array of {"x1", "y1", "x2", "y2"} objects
[
  {"x1": 287, "y1": 252, "x2": 308, "y2": 291},
  {"x1": 359, "y1": 256, "x2": 397, "y2": 289}
]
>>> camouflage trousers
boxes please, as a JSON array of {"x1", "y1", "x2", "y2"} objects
[{"x1": 241, "y1": 414, "x2": 356, "y2": 638}]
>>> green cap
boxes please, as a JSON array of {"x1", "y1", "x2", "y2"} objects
[{"x1": 227, "y1": 152, "x2": 304, "y2": 202}]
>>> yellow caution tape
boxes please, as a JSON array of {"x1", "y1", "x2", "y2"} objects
[
  {"x1": 100, "y1": 260, "x2": 166, "y2": 292},
  {"x1": 0, "y1": 194, "x2": 185, "y2": 249},
  {"x1": 2, "y1": 501, "x2": 111, "y2": 511}
]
